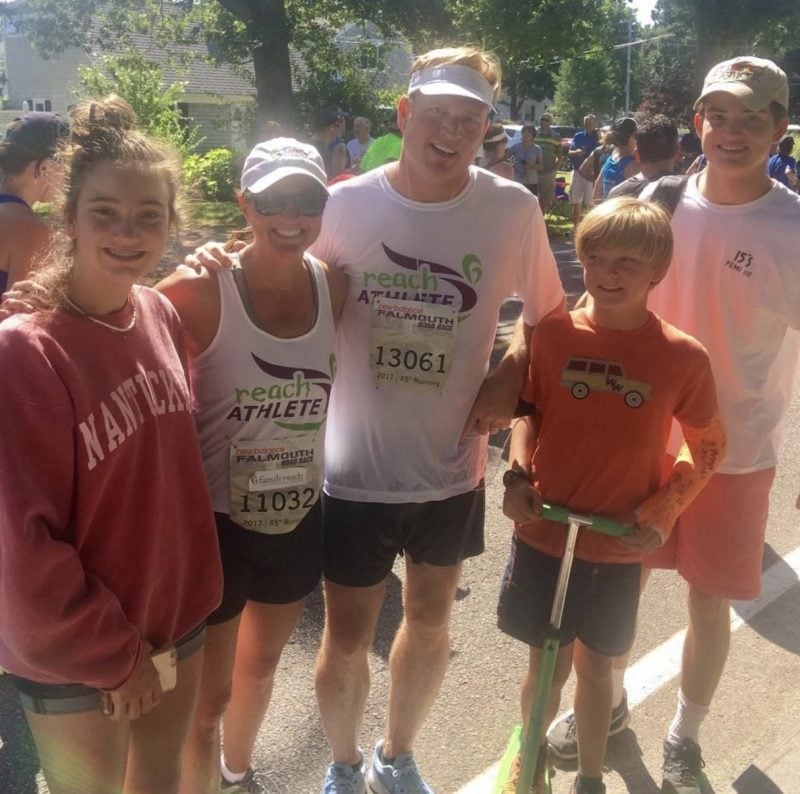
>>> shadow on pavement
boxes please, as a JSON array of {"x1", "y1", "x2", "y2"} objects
[
  {"x1": 731, "y1": 544, "x2": 800, "y2": 656},
  {"x1": 732, "y1": 764, "x2": 784, "y2": 793},
  {"x1": 603, "y1": 728, "x2": 663, "y2": 793},
  {"x1": 550, "y1": 728, "x2": 662, "y2": 793}
]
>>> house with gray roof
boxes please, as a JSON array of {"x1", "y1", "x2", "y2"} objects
[{"x1": 1, "y1": 2, "x2": 257, "y2": 151}]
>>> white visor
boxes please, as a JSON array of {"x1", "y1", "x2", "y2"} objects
[
  {"x1": 408, "y1": 65, "x2": 496, "y2": 112},
  {"x1": 483, "y1": 130, "x2": 507, "y2": 145}
]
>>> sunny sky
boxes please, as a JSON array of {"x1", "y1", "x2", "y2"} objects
[{"x1": 631, "y1": 0, "x2": 658, "y2": 26}]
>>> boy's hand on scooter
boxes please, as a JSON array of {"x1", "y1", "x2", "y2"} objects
[
  {"x1": 619, "y1": 523, "x2": 663, "y2": 553},
  {"x1": 502, "y1": 477, "x2": 542, "y2": 524}
]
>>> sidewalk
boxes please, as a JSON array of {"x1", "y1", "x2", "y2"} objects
[{"x1": 733, "y1": 723, "x2": 800, "y2": 793}]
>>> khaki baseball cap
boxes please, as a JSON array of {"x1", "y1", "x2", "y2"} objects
[{"x1": 694, "y1": 56, "x2": 789, "y2": 112}]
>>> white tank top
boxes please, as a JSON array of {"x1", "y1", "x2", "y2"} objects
[{"x1": 190, "y1": 255, "x2": 335, "y2": 532}]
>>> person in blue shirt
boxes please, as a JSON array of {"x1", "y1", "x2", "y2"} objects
[
  {"x1": 595, "y1": 117, "x2": 639, "y2": 200},
  {"x1": 568, "y1": 114, "x2": 599, "y2": 224},
  {"x1": 767, "y1": 135, "x2": 797, "y2": 190}
]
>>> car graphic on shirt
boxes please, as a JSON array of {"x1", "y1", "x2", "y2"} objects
[{"x1": 560, "y1": 357, "x2": 652, "y2": 408}]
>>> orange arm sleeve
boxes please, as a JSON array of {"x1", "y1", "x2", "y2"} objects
[{"x1": 636, "y1": 413, "x2": 727, "y2": 541}]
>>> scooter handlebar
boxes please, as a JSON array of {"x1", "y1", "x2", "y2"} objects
[{"x1": 540, "y1": 502, "x2": 633, "y2": 536}]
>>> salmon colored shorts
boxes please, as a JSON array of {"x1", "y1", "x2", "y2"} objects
[{"x1": 644, "y1": 465, "x2": 776, "y2": 600}]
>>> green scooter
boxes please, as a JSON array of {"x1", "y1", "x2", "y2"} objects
[{"x1": 494, "y1": 503, "x2": 631, "y2": 794}]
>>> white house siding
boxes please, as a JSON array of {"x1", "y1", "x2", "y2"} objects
[
  {"x1": 186, "y1": 100, "x2": 250, "y2": 153},
  {"x1": 4, "y1": 32, "x2": 88, "y2": 113}
]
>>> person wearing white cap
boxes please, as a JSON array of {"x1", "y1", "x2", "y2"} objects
[
  {"x1": 479, "y1": 121, "x2": 515, "y2": 180},
  {"x1": 155, "y1": 138, "x2": 348, "y2": 794},
  {"x1": 546, "y1": 55, "x2": 800, "y2": 794},
  {"x1": 311, "y1": 46, "x2": 564, "y2": 794}
]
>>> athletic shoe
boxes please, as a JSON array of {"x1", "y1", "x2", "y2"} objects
[
  {"x1": 367, "y1": 741, "x2": 433, "y2": 794},
  {"x1": 547, "y1": 690, "x2": 631, "y2": 760},
  {"x1": 570, "y1": 773, "x2": 606, "y2": 794},
  {"x1": 321, "y1": 751, "x2": 367, "y2": 794},
  {"x1": 220, "y1": 767, "x2": 271, "y2": 794},
  {"x1": 501, "y1": 745, "x2": 550, "y2": 794},
  {"x1": 661, "y1": 738, "x2": 707, "y2": 793}
]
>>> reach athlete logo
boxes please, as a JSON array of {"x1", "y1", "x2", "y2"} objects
[
  {"x1": 225, "y1": 354, "x2": 335, "y2": 431},
  {"x1": 354, "y1": 243, "x2": 484, "y2": 319}
]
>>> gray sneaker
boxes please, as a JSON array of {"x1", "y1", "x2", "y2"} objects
[
  {"x1": 322, "y1": 751, "x2": 367, "y2": 794},
  {"x1": 661, "y1": 738, "x2": 708, "y2": 793},
  {"x1": 547, "y1": 690, "x2": 631, "y2": 760},
  {"x1": 220, "y1": 767, "x2": 273, "y2": 794},
  {"x1": 367, "y1": 740, "x2": 433, "y2": 794}
]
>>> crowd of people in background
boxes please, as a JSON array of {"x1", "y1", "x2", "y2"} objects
[{"x1": 0, "y1": 42, "x2": 799, "y2": 794}]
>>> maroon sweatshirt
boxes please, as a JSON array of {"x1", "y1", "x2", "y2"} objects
[{"x1": 0, "y1": 287, "x2": 222, "y2": 690}]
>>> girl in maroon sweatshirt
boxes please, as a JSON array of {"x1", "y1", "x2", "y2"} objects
[{"x1": 0, "y1": 96, "x2": 222, "y2": 793}]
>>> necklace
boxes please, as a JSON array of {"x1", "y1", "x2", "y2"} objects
[{"x1": 64, "y1": 292, "x2": 137, "y2": 333}]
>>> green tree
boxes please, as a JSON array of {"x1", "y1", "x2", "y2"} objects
[
  {"x1": 635, "y1": 32, "x2": 696, "y2": 126},
  {"x1": 76, "y1": 52, "x2": 202, "y2": 155},
  {"x1": 450, "y1": 0, "x2": 625, "y2": 121},
  {"x1": 632, "y1": 0, "x2": 800, "y2": 126},
  {"x1": 652, "y1": 0, "x2": 800, "y2": 90},
  {"x1": 552, "y1": 52, "x2": 626, "y2": 124},
  {"x1": 550, "y1": 0, "x2": 638, "y2": 124},
  {"x1": 17, "y1": 0, "x2": 451, "y2": 131}
]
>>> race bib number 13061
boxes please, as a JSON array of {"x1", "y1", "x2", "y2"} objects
[{"x1": 369, "y1": 297, "x2": 458, "y2": 392}]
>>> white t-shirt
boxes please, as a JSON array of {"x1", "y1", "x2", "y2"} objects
[
  {"x1": 310, "y1": 165, "x2": 564, "y2": 502},
  {"x1": 347, "y1": 137, "x2": 374, "y2": 163},
  {"x1": 643, "y1": 175, "x2": 800, "y2": 473}
]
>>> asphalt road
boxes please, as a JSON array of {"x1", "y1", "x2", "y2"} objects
[{"x1": 3, "y1": 242, "x2": 799, "y2": 794}]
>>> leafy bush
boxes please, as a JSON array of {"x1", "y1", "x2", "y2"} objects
[
  {"x1": 77, "y1": 52, "x2": 203, "y2": 157},
  {"x1": 184, "y1": 148, "x2": 239, "y2": 202}
]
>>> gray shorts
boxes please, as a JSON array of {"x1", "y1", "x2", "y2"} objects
[{"x1": 498, "y1": 536, "x2": 641, "y2": 657}]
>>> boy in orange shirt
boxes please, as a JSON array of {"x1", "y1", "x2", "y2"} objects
[{"x1": 497, "y1": 197, "x2": 726, "y2": 794}]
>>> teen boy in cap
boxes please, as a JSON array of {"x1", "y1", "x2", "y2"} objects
[
  {"x1": 548, "y1": 55, "x2": 800, "y2": 794},
  {"x1": 311, "y1": 46, "x2": 564, "y2": 794}
]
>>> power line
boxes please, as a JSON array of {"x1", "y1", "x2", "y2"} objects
[{"x1": 548, "y1": 32, "x2": 674, "y2": 66}]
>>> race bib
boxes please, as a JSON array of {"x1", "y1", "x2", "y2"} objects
[
  {"x1": 229, "y1": 436, "x2": 319, "y2": 534},
  {"x1": 369, "y1": 297, "x2": 458, "y2": 392}
]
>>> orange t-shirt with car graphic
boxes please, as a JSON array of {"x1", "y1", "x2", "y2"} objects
[{"x1": 516, "y1": 308, "x2": 718, "y2": 564}]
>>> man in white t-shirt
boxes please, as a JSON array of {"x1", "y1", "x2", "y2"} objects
[
  {"x1": 548, "y1": 56, "x2": 800, "y2": 794},
  {"x1": 346, "y1": 116, "x2": 375, "y2": 172},
  {"x1": 311, "y1": 47, "x2": 564, "y2": 794}
]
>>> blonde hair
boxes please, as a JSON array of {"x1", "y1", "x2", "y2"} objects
[
  {"x1": 576, "y1": 197, "x2": 673, "y2": 273},
  {"x1": 33, "y1": 95, "x2": 184, "y2": 311},
  {"x1": 409, "y1": 46, "x2": 502, "y2": 101}
]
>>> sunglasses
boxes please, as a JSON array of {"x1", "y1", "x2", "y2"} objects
[{"x1": 247, "y1": 187, "x2": 329, "y2": 217}]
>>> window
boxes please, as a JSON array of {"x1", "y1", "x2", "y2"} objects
[
  {"x1": 566, "y1": 359, "x2": 588, "y2": 372},
  {"x1": 588, "y1": 362, "x2": 605, "y2": 374},
  {"x1": 607, "y1": 364, "x2": 623, "y2": 377}
]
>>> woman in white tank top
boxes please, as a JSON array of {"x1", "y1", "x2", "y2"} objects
[{"x1": 156, "y1": 139, "x2": 348, "y2": 793}]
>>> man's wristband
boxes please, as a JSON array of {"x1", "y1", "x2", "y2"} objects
[{"x1": 502, "y1": 467, "x2": 529, "y2": 488}]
